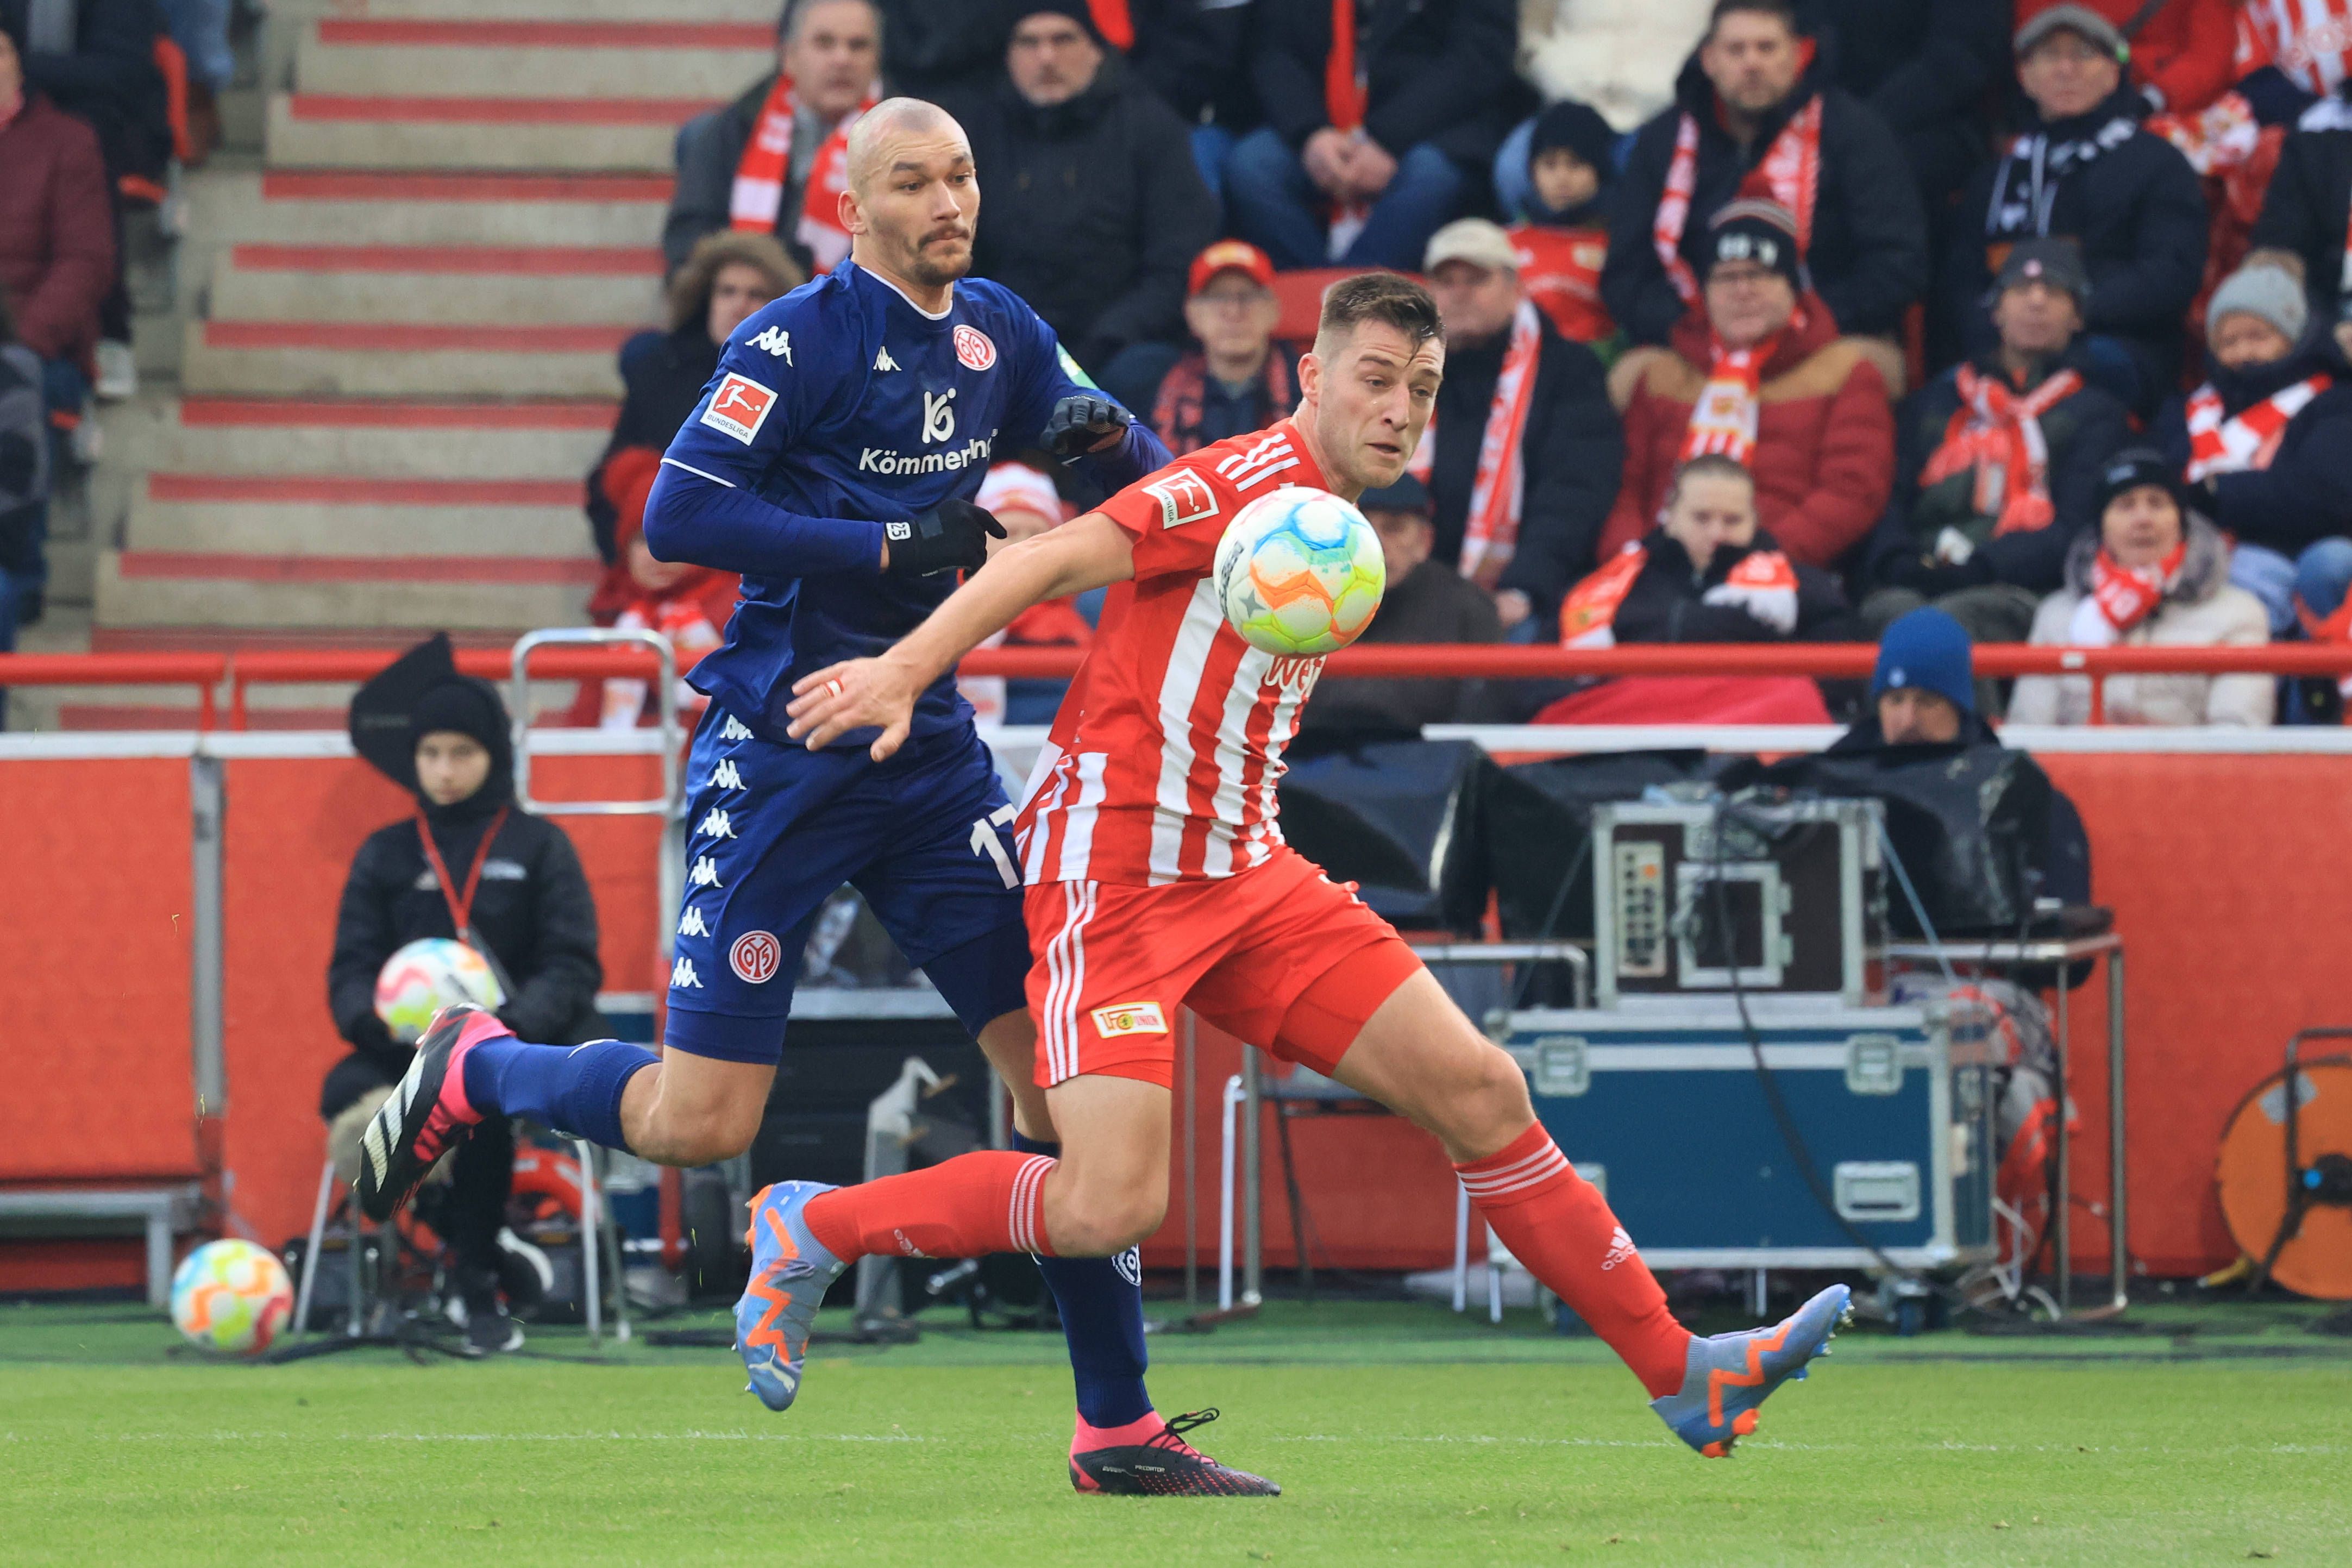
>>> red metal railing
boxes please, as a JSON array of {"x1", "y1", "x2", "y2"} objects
[{"x1": 3, "y1": 643, "x2": 2350, "y2": 730}]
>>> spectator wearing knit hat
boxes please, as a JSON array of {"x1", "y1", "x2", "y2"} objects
[
  {"x1": 1418, "y1": 217, "x2": 1624, "y2": 633},
  {"x1": 1142, "y1": 241, "x2": 1301, "y2": 459},
  {"x1": 1865, "y1": 238, "x2": 2133, "y2": 649},
  {"x1": 2154, "y1": 262, "x2": 2352, "y2": 636},
  {"x1": 1603, "y1": 200, "x2": 1895, "y2": 570},
  {"x1": 1507, "y1": 99, "x2": 1621, "y2": 349},
  {"x1": 2009, "y1": 449, "x2": 2274, "y2": 727},
  {"x1": 1947, "y1": 5, "x2": 2210, "y2": 417},
  {"x1": 1227, "y1": 0, "x2": 1521, "y2": 271},
  {"x1": 1600, "y1": 0, "x2": 1928, "y2": 349}
]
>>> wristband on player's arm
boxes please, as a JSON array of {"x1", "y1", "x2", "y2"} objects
[{"x1": 883, "y1": 498, "x2": 1007, "y2": 577}]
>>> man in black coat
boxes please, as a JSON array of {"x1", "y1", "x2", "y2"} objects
[
  {"x1": 1945, "y1": 7, "x2": 2207, "y2": 418},
  {"x1": 1601, "y1": 0, "x2": 1928, "y2": 348},
  {"x1": 1227, "y1": 0, "x2": 1519, "y2": 271},
  {"x1": 1420, "y1": 218, "x2": 1623, "y2": 634},
  {"x1": 2248, "y1": 84, "x2": 2352, "y2": 338},
  {"x1": 1867, "y1": 239, "x2": 2133, "y2": 642},
  {"x1": 326, "y1": 658, "x2": 604, "y2": 1354},
  {"x1": 946, "y1": 3, "x2": 1217, "y2": 409},
  {"x1": 1803, "y1": 0, "x2": 2012, "y2": 213},
  {"x1": 661, "y1": 0, "x2": 883, "y2": 277}
]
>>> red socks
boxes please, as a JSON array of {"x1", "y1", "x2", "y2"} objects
[
  {"x1": 1457, "y1": 1125, "x2": 1691, "y2": 1398},
  {"x1": 804, "y1": 1151, "x2": 1056, "y2": 1262}
]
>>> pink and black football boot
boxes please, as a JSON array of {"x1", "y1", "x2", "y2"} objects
[
  {"x1": 1069, "y1": 1409, "x2": 1282, "y2": 1497},
  {"x1": 355, "y1": 1003, "x2": 507, "y2": 1221}
]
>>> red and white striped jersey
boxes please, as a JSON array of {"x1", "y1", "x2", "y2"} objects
[
  {"x1": 1016, "y1": 420, "x2": 1329, "y2": 887},
  {"x1": 2241, "y1": 0, "x2": 2352, "y2": 96}
]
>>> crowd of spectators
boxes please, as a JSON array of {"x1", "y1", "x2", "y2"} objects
[{"x1": 613, "y1": 0, "x2": 2352, "y2": 733}]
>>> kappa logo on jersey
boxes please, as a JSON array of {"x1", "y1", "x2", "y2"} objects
[
  {"x1": 953, "y1": 323, "x2": 996, "y2": 371},
  {"x1": 720, "y1": 713, "x2": 754, "y2": 741},
  {"x1": 747, "y1": 326, "x2": 793, "y2": 363},
  {"x1": 700, "y1": 373, "x2": 779, "y2": 444},
  {"x1": 670, "y1": 956, "x2": 703, "y2": 989},
  {"x1": 697, "y1": 806, "x2": 737, "y2": 839},
  {"x1": 1143, "y1": 469, "x2": 1220, "y2": 530},
  {"x1": 676, "y1": 906, "x2": 711, "y2": 938},
  {"x1": 689, "y1": 855, "x2": 723, "y2": 887},
  {"x1": 710, "y1": 758, "x2": 745, "y2": 791},
  {"x1": 729, "y1": 930, "x2": 783, "y2": 984},
  {"x1": 921, "y1": 388, "x2": 957, "y2": 444},
  {"x1": 874, "y1": 346, "x2": 899, "y2": 372},
  {"x1": 1089, "y1": 1000, "x2": 1169, "y2": 1038}
]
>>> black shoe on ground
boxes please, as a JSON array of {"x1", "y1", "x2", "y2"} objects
[{"x1": 1069, "y1": 1409, "x2": 1281, "y2": 1497}]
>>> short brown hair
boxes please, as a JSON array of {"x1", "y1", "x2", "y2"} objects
[
  {"x1": 667, "y1": 231, "x2": 804, "y2": 334},
  {"x1": 1709, "y1": 0, "x2": 1799, "y2": 37},
  {"x1": 1314, "y1": 271, "x2": 1444, "y2": 356}
]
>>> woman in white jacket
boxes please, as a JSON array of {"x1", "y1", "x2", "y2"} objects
[{"x1": 2009, "y1": 449, "x2": 2274, "y2": 728}]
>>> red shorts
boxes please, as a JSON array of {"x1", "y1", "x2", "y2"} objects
[{"x1": 1023, "y1": 844, "x2": 1422, "y2": 1089}]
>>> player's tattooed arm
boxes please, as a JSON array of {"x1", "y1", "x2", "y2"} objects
[{"x1": 785, "y1": 512, "x2": 1137, "y2": 760}]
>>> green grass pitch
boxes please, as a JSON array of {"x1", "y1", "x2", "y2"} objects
[{"x1": 4, "y1": 1298, "x2": 2348, "y2": 1566}]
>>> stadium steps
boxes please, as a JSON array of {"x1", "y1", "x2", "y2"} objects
[
  {"x1": 95, "y1": 550, "x2": 597, "y2": 630},
  {"x1": 128, "y1": 398, "x2": 613, "y2": 479},
  {"x1": 209, "y1": 243, "x2": 666, "y2": 324},
  {"x1": 127, "y1": 474, "x2": 595, "y2": 557},
  {"x1": 295, "y1": 18, "x2": 774, "y2": 98},
  {"x1": 181, "y1": 321, "x2": 635, "y2": 398},
  {"x1": 264, "y1": 93, "x2": 713, "y2": 173},
  {"x1": 187, "y1": 171, "x2": 672, "y2": 248},
  {"x1": 288, "y1": 0, "x2": 776, "y2": 21}
]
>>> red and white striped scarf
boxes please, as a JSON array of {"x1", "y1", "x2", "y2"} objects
[
  {"x1": 1558, "y1": 542, "x2": 1648, "y2": 649},
  {"x1": 730, "y1": 75, "x2": 874, "y2": 272},
  {"x1": 1917, "y1": 363, "x2": 2083, "y2": 537},
  {"x1": 1678, "y1": 325, "x2": 1788, "y2": 467},
  {"x1": 2183, "y1": 373, "x2": 2332, "y2": 481},
  {"x1": 1406, "y1": 299, "x2": 1542, "y2": 588},
  {"x1": 1654, "y1": 96, "x2": 1823, "y2": 307},
  {"x1": 2071, "y1": 541, "x2": 2187, "y2": 645},
  {"x1": 2238, "y1": 0, "x2": 2352, "y2": 96}
]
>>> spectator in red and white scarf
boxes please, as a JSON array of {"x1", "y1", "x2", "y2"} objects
[
  {"x1": 2009, "y1": 449, "x2": 2274, "y2": 726},
  {"x1": 1508, "y1": 98, "x2": 1620, "y2": 350},
  {"x1": 1865, "y1": 238, "x2": 2132, "y2": 650},
  {"x1": 1603, "y1": 200, "x2": 1894, "y2": 570},
  {"x1": 1946, "y1": 6, "x2": 2209, "y2": 418},
  {"x1": 1599, "y1": 0, "x2": 1927, "y2": 350},
  {"x1": 1143, "y1": 241, "x2": 1300, "y2": 458},
  {"x1": 1414, "y1": 217, "x2": 1623, "y2": 636},
  {"x1": 661, "y1": 0, "x2": 882, "y2": 277},
  {"x1": 2154, "y1": 261, "x2": 2352, "y2": 636}
]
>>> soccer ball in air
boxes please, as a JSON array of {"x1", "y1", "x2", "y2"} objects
[
  {"x1": 170, "y1": 1240, "x2": 294, "y2": 1356},
  {"x1": 374, "y1": 937, "x2": 504, "y2": 1044},
  {"x1": 1213, "y1": 488, "x2": 1386, "y2": 656}
]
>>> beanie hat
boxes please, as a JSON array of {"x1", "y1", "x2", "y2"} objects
[
  {"x1": 407, "y1": 676, "x2": 516, "y2": 816},
  {"x1": 1872, "y1": 607, "x2": 1977, "y2": 717},
  {"x1": 1010, "y1": 1, "x2": 1110, "y2": 48},
  {"x1": 1528, "y1": 99, "x2": 1616, "y2": 182},
  {"x1": 2092, "y1": 447, "x2": 2182, "y2": 522},
  {"x1": 2205, "y1": 262, "x2": 2309, "y2": 349},
  {"x1": 1707, "y1": 200, "x2": 1805, "y2": 291}
]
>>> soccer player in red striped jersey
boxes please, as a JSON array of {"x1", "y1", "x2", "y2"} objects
[{"x1": 765, "y1": 273, "x2": 1849, "y2": 1472}]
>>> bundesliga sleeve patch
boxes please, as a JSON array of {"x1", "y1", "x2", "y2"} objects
[
  {"x1": 700, "y1": 372, "x2": 779, "y2": 444},
  {"x1": 1143, "y1": 469, "x2": 1220, "y2": 530},
  {"x1": 1090, "y1": 1001, "x2": 1169, "y2": 1038}
]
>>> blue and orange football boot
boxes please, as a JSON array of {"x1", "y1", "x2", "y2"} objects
[
  {"x1": 1651, "y1": 1283, "x2": 1851, "y2": 1457},
  {"x1": 736, "y1": 1181, "x2": 847, "y2": 1413},
  {"x1": 355, "y1": 1003, "x2": 507, "y2": 1221}
]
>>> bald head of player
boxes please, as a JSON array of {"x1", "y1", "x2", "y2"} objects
[
  {"x1": 838, "y1": 97, "x2": 979, "y2": 309},
  {"x1": 1295, "y1": 273, "x2": 1447, "y2": 501}
]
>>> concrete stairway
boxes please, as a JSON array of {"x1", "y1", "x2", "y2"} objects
[{"x1": 74, "y1": 0, "x2": 777, "y2": 726}]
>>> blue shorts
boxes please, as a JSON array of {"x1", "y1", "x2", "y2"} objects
[{"x1": 663, "y1": 707, "x2": 1031, "y2": 1064}]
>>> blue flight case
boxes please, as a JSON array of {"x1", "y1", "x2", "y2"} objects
[{"x1": 1500, "y1": 1004, "x2": 1997, "y2": 1271}]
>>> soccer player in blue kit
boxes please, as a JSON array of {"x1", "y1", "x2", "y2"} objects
[{"x1": 357, "y1": 98, "x2": 1277, "y2": 1496}]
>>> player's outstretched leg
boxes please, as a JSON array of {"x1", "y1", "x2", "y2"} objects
[
  {"x1": 356, "y1": 1004, "x2": 662, "y2": 1221},
  {"x1": 1649, "y1": 1283, "x2": 1852, "y2": 1457},
  {"x1": 736, "y1": 1180, "x2": 848, "y2": 1411}
]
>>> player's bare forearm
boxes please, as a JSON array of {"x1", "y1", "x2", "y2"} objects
[{"x1": 785, "y1": 513, "x2": 1135, "y2": 758}]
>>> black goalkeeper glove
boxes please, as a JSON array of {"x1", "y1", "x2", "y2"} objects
[
  {"x1": 1043, "y1": 392, "x2": 1132, "y2": 461},
  {"x1": 883, "y1": 497, "x2": 1006, "y2": 577}
]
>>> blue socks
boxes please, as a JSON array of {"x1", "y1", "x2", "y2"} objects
[
  {"x1": 1013, "y1": 1130, "x2": 1153, "y2": 1428},
  {"x1": 462, "y1": 1035, "x2": 655, "y2": 1153}
]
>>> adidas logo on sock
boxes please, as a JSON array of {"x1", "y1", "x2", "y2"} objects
[{"x1": 1601, "y1": 1226, "x2": 1638, "y2": 1272}]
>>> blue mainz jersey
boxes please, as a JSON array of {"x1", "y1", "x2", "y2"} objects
[{"x1": 649, "y1": 259, "x2": 1128, "y2": 743}]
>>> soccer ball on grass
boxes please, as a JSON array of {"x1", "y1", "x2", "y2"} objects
[
  {"x1": 374, "y1": 937, "x2": 504, "y2": 1045},
  {"x1": 170, "y1": 1239, "x2": 294, "y2": 1356},
  {"x1": 1213, "y1": 488, "x2": 1385, "y2": 656}
]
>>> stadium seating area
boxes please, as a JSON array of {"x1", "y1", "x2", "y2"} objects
[{"x1": 10, "y1": 0, "x2": 2352, "y2": 733}]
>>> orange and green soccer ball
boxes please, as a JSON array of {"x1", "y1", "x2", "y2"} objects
[
  {"x1": 170, "y1": 1240, "x2": 294, "y2": 1356},
  {"x1": 1214, "y1": 488, "x2": 1386, "y2": 655},
  {"x1": 374, "y1": 937, "x2": 504, "y2": 1044}
]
